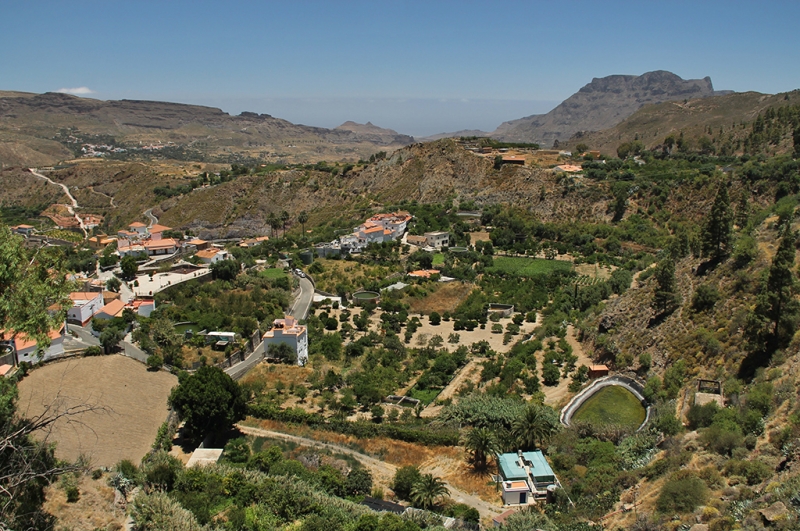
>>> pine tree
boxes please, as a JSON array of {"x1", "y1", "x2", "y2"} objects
[
  {"x1": 735, "y1": 191, "x2": 751, "y2": 230},
  {"x1": 747, "y1": 226, "x2": 800, "y2": 354},
  {"x1": 653, "y1": 257, "x2": 680, "y2": 315},
  {"x1": 701, "y1": 181, "x2": 734, "y2": 262}
]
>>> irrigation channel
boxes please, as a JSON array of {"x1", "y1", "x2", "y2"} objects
[{"x1": 560, "y1": 375, "x2": 650, "y2": 432}]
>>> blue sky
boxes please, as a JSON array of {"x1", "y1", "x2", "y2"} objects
[{"x1": 2, "y1": 1, "x2": 799, "y2": 136}]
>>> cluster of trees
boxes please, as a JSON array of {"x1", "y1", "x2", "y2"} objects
[
  {"x1": 153, "y1": 272, "x2": 289, "y2": 337},
  {"x1": 117, "y1": 442, "x2": 466, "y2": 531}
]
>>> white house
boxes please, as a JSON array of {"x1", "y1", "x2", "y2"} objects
[
  {"x1": 116, "y1": 239, "x2": 147, "y2": 258},
  {"x1": 67, "y1": 291, "x2": 105, "y2": 326},
  {"x1": 94, "y1": 299, "x2": 126, "y2": 321},
  {"x1": 497, "y1": 451, "x2": 557, "y2": 505},
  {"x1": 128, "y1": 222, "x2": 148, "y2": 236},
  {"x1": 11, "y1": 224, "x2": 35, "y2": 237},
  {"x1": 424, "y1": 231, "x2": 450, "y2": 249},
  {"x1": 1, "y1": 325, "x2": 66, "y2": 366},
  {"x1": 196, "y1": 249, "x2": 229, "y2": 264},
  {"x1": 144, "y1": 238, "x2": 178, "y2": 256},
  {"x1": 262, "y1": 316, "x2": 308, "y2": 366}
]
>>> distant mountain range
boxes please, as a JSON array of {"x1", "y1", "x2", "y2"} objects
[
  {"x1": 0, "y1": 92, "x2": 413, "y2": 167},
  {"x1": 0, "y1": 70, "x2": 750, "y2": 168}
]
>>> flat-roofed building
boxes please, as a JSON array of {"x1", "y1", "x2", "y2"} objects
[
  {"x1": 424, "y1": 231, "x2": 450, "y2": 249},
  {"x1": 263, "y1": 316, "x2": 308, "y2": 366},
  {"x1": 67, "y1": 291, "x2": 105, "y2": 326},
  {"x1": 497, "y1": 450, "x2": 557, "y2": 505}
]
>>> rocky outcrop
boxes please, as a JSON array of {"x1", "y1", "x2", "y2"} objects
[{"x1": 492, "y1": 71, "x2": 720, "y2": 147}]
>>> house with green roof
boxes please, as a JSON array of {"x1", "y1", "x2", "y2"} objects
[{"x1": 497, "y1": 450, "x2": 557, "y2": 505}]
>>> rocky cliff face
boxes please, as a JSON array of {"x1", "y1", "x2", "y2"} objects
[{"x1": 492, "y1": 70, "x2": 719, "y2": 147}]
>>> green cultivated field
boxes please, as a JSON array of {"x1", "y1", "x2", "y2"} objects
[
  {"x1": 432, "y1": 253, "x2": 445, "y2": 266},
  {"x1": 572, "y1": 385, "x2": 646, "y2": 429},
  {"x1": 259, "y1": 268, "x2": 288, "y2": 280},
  {"x1": 487, "y1": 256, "x2": 572, "y2": 276}
]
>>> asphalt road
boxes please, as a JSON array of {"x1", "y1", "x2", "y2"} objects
[
  {"x1": 225, "y1": 340, "x2": 265, "y2": 380},
  {"x1": 289, "y1": 275, "x2": 314, "y2": 320}
]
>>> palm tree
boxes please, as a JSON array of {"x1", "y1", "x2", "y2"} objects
[
  {"x1": 410, "y1": 474, "x2": 449, "y2": 510},
  {"x1": 511, "y1": 403, "x2": 560, "y2": 451},
  {"x1": 462, "y1": 427, "x2": 501, "y2": 470},
  {"x1": 280, "y1": 210, "x2": 290, "y2": 237},
  {"x1": 267, "y1": 213, "x2": 279, "y2": 238},
  {"x1": 298, "y1": 210, "x2": 309, "y2": 238}
]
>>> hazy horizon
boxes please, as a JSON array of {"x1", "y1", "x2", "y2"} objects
[{"x1": 3, "y1": 1, "x2": 799, "y2": 137}]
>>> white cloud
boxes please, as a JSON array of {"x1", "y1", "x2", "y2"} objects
[{"x1": 56, "y1": 87, "x2": 95, "y2": 95}]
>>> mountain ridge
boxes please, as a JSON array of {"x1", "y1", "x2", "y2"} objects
[{"x1": 491, "y1": 70, "x2": 723, "y2": 146}]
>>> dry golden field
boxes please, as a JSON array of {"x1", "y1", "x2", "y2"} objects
[{"x1": 17, "y1": 355, "x2": 177, "y2": 467}]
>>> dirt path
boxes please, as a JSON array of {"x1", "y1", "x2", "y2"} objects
[
  {"x1": 541, "y1": 325, "x2": 593, "y2": 408},
  {"x1": 236, "y1": 424, "x2": 504, "y2": 519},
  {"x1": 89, "y1": 186, "x2": 116, "y2": 208},
  {"x1": 29, "y1": 168, "x2": 87, "y2": 238},
  {"x1": 421, "y1": 357, "x2": 485, "y2": 418}
]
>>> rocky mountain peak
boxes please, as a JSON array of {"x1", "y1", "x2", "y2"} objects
[{"x1": 493, "y1": 70, "x2": 720, "y2": 146}]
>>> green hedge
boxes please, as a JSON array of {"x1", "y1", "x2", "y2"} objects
[{"x1": 248, "y1": 404, "x2": 459, "y2": 446}]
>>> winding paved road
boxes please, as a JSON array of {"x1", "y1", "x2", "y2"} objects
[
  {"x1": 289, "y1": 275, "x2": 314, "y2": 320},
  {"x1": 236, "y1": 424, "x2": 503, "y2": 520},
  {"x1": 29, "y1": 168, "x2": 87, "y2": 238},
  {"x1": 144, "y1": 208, "x2": 158, "y2": 228}
]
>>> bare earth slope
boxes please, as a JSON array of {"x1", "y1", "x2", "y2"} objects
[{"x1": 492, "y1": 70, "x2": 719, "y2": 146}]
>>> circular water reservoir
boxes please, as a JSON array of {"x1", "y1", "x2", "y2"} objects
[
  {"x1": 352, "y1": 291, "x2": 380, "y2": 306},
  {"x1": 561, "y1": 376, "x2": 649, "y2": 431}
]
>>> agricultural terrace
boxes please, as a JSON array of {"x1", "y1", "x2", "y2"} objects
[
  {"x1": 17, "y1": 355, "x2": 177, "y2": 467},
  {"x1": 486, "y1": 256, "x2": 572, "y2": 276}
]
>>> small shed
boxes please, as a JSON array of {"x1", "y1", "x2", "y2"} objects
[
  {"x1": 588, "y1": 364, "x2": 609, "y2": 378},
  {"x1": 186, "y1": 448, "x2": 223, "y2": 468}
]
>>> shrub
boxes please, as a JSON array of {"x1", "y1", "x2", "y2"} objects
[
  {"x1": 84, "y1": 345, "x2": 103, "y2": 356},
  {"x1": 723, "y1": 459, "x2": 772, "y2": 485},
  {"x1": 392, "y1": 466, "x2": 421, "y2": 501},
  {"x1": 701, "y1": 424, "x2": 744, "y2": 456},
  {"x1": 692, "y1": 284, "x2": 721, "y2": 311},
  {"x1": 222, "y1": 437, "x2": 251, "y2": 464},
  {"x1": 686, "y1": 402, "x2": 719, "y2": 430},
  {"x1": 656, "y1": 472, "x2": 708, "y2": 513},
  {"x1": 146, "y1": 354, "x2": 164, "y2": 371}
]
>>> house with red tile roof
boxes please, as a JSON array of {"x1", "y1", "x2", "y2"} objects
[
  {"x1": 143, "y1": 238, "x2": 178, "y2": 256},
  {"x1": 0, "y1": 324, "x2": 66, "y2": 365},
  {"x1": 95, "y1": 299, "x2": 126, "y2": 321}
]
